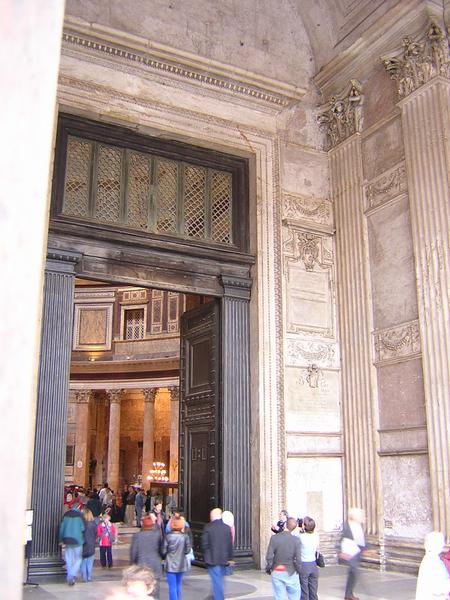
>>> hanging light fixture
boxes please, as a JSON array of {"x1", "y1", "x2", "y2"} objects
[{"x1": 146, "y1": 461, "x2": 169, "y2": 482}]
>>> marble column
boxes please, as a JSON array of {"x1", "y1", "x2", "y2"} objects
[
  {"x1": 106, "y1": 389, "x2": 123, "y2": 494},
  {"x1": 220, "y1": 276, "x2": 252, "y2": 559},
  {"x1": 382, "y1": 19, "x2": 450, "y2": 537},
  {"x1": 30, "y1": 250, "x2": 81, "y2": 576},
  {"x1": 169, "y1": 386, "x2": 180, "y2": 482},
  {"x1": 319, "y1": 82, "x2": 378, "y2": 536},
  {"x1": 95, "y1": 398, "x2": 107, "y2": 487},
  {"x1": 74, "y1": 391, "x2": 92, "y2": 488},
  {"x1": 142, "y1": 388, "x2": 157, "y2": 488}
]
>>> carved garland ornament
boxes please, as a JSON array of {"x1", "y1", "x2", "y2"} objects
[
  {"x1": 373, "y1": 320, "x2": 421, "y2": 364},
  {"x1": 381, "y1": 21, "x2": 450, "y2": 99},
  {"x1": 366, "y1": 163, "x2": 407, "y2": 210},
  {"x1": 283, "y1": 193, "x2": 333, "y2": 227},
  {"x1": 317, "y1": 80, "x2": 364, "y2": 150}
]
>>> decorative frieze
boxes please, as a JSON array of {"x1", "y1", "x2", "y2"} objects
[
  {"x1": 283, "y1": 229, "x2": 333, "y2": 272},
  {"x1": 365, "y1": 162, "x2": 407, "y2": 211},
  {"x1": 373, "y1": 319, "x2": 421, "y2": 365},
  {"x1": 317, "y1": 80, "x2": 363, "y2": 150},
  {"x1": 285, "y1": 339, "x2": 339, "y2": 369},
  {"x1": 382, "y1": 21, "x2": 450, "y2": 100},
  {"x1": 282, "y1": 193, "x2": 334, "y2": 231}
]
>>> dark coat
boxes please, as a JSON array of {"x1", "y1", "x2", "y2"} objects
[
  {"x1": 86, "y1": 496, "x2": 102, "y2": 518},
  {"x1": 266, "y1": 531, "x2": 302, "y2": 576},
  {"x1": 82, "y1": 521, "x2": 97, "y2": 558},
  {"x1": 162, "y1": 531, "x2": 191, "y2": 573},
  {"x1": 130, "y1": 528, "x2": 163, "y2": 577},
  {"x1": 201, "y1": 519, "x2": 233, "y2": 566}
]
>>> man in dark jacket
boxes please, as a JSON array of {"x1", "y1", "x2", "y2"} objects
[
  {"x1": 265, "y1": 516, "x2": 301, "y2": 600},
  {"x1": 201, "y1": 508, "x2": 234, "y2": 600},
  {"x1": 59, "y1": 500, "x2": 85, "y2": 586},
  {"x1": 130, "y1": 514, "x2": 163, "y2": 598}
]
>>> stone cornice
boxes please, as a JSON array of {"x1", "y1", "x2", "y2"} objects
[
  {"x1": 313, "y1": 0, "x2": 443, "y2": 98},
  {"x1": 62, "y1": 16, "x2": 306, "y2": 111}
]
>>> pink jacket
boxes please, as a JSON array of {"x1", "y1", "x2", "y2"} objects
[{"x1": 96, "y1": 520, "x2": 117, "y2": 547}]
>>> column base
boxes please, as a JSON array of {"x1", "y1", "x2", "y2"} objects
[{"x1": 28, "y1": 555, "x2": 66, "y2": 581}]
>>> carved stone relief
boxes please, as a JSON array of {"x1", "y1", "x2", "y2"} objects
[
  {"x1": 382, "y1": 21, "x2": 450, "y2": 100},
  {"x1": 282, "y1": 192, "x2": 334, "y2": 231},
  {"x1": 285, "y1": 339, "x2": 339, "y2": 370},
  {"x1": 365, "y1": 162, "x2": 407, "y2": 211},
  {"x1": 317, "y1": 80, "x2": 363, "y2": 150},
  {"x1": 373, "y1": 319, "x2": 421, "y2": 365}
]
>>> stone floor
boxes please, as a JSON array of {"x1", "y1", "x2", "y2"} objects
[{"x1": 23, "y1": 526, "x2": 418, "y2": 600}]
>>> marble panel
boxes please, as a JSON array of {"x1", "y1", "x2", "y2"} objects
[
  {"x1": 381, "y1": 455, "x2": 432, "y2": 539},
  {"x1": 378, "y1": 358, "x2": 426, "y2": 430},
  {"x1": 362, "y1": 117, "x2": 404, "y2": 181},
  {"x1": 286, "y1": 457, "x2": 343, "y2": 531},
  {"x1": 362, "y1": 62, "x2": 397, "y2": 131},
  {"x1": 280, "y1": 145, "x2": 329, "y2": 200},
  {"x1": 286, "y1": 433, "x2": 342, "y2": 455},
  {"x1": 285, "y1": 367, "x2": 341, "y2": 433},
  {"x1": 367, "y1": 195, "x2": 418, "y2": 329},
  {"x1": 65, "y1": 0, "x2": 314, "y2": 87},
  {"x1": 379, "y1": 427, "x2": 428, "y2": 454}
]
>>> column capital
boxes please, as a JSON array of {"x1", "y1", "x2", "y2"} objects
[
  {"x1": 220, "y1": 275, "x2": 252, "y2": 300},
  {"x1": 142, "y1": 388, "x2": 158, "y2": 403},
  {"x1": 381, "y1": 20, "x2": 450, "y2": 101},
  {"x1": 75, "y1": 390, "x2": 92, "y2": 404},
  {"x1": 169, "y1": 386, "x2": 180, "y2": 402},
  {"x1": 317, "y1": 80, "x2": 363, "y2": 151},
  {"x1": 106, "y1": 389, "x2": 123, "y2": 405},
  {"x1": 46, "y1": 248, "x2": 82, "y2": 275}
]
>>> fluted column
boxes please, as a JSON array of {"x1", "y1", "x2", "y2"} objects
[
  {"x1": 399, "y1": 77, "x2": 450, "y2": 536},
  {"x1": 30, "y1": 250, "x2": 80, "y2": 574},
  {"x1": 169, "y1": 386, "x2": 180, "y2": 482},
  {"x1": 142, "y1": 388, "x2": 157, "y2": 488},
  {"x1": 221, "y1": 276, "x2": 252, "y2": 558},
  {"x1": 106, "y1": 389, "x2": 123, "y2": 494},
  {"x1": 330, "y1": 135, "x2": 378, "y2": 535},
  {"x1": 95, "y1": 398, "x2": 107, "y2": 487},
  {"x1": 74, "y1": 391, "x2": 92, "y2": 488}
]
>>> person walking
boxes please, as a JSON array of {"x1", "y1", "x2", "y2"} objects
[
  {"x1": 265, "y1": 516, "x2": 301, "y2": 600},
  {"x1": 97, "y1": 510, "x2": 117, "y2": 568},
  {"x1": 298, "y1": 516, "x2": 320, "y2": 600},
  {"x1": 130, "y1": 514, "x2": 163, "y2": 598},
  {"x1": 201, "y1": 508, "x2": 234, "y2": 600},
  {"x1": 340, "y1": 508, "x2": 365, "y2": 600},
  {"x1": 59, "y1": 499, "x2": 85, "y2": 586},
  {"x1": 415, "y1": 531, "x2": 450, "y2": 600},
  {"x1": 135, "y1": 488, "x2": 146, "y2": 528},
  {"x1": 80, "y1": 506, "x2": 97, "y2": 582},
  {"x1": 162, "y1": 515, "x2": 191, "y2": 600}
]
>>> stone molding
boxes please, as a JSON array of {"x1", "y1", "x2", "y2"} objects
[
  {"x1": 282, "y1": 192, "x2": 334, "y2": 233},
  {"x1": 169, "y1": 386, "x2": 180, "y2": 402},
  {"x1": 220, "y1": 275, "x2": 252, "y2": 300},
  {"x1": 365, "y1": 162, "x2": 408, "y2": 212},
  {"x1": 70, "y1": 378, "x2": 179, "y2": 390},
  {"x1": 143, "y1": 388, "x2": 158, "y2": 403},
  {"x1": 373, "y1": 319, "x2": 421, "y2": 365},
  {"x1": 62, "y1": 17, "x2": 305, "y2": 111},
  {"x1": 317, "y1": 80, "x2": 363, "y2": 150},
  {"x1": 381, "y1": 20, "x2": 449, "y2": 100},
  {"x1": 285, "y1": 339, "x2": 340, "y2": 370}
]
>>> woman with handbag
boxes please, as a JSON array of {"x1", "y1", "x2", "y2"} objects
[
  {"x1": 162, "y1": 515, "x2": 192, "y2": 600},
  {"x1": 299, "y1": 516, "x2": 320, "y2": 600}
]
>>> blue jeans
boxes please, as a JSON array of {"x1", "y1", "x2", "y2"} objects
[
  {"x1": 64, "y1": 545, "x2": 82, "y2": 583},
  {"x1": 80, "y1": 554, "x2": 95, "y2": 581},
  {"x1": 207, "y1": 565, "x2": 226, "y2": 600},
  {"x1": 271, "y1": 570, "x2": 301, "y2": 600},
  {"x1": 166, "y1": 571, "x2": 185, "y2": 600}
]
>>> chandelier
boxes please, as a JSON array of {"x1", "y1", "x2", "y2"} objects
[{"x1": 147, "y1": 461, "x2": 169, "y2": 482}]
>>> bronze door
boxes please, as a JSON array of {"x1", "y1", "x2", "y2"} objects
[{"x1": 179, "y1": 300, "x2": 220, "y2": 554}]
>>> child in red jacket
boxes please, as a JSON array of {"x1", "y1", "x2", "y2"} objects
[{"x1": 96, "y1": 511, "x2": 117, "y2": 568}]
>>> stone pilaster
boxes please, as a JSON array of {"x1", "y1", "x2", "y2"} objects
[
  {"x1": 220, "y1": 276, "x2": 252, "y2": 559},
  {"x1": 398, "y1": 78, "x2": 450, "y2": 535},
  {"x1": 30, "y1": 249, "x2": 80, "y2": 576},
  {"x1": 106, "y1": 389, "x2": 123, "y2": 494},
  {"x1": 74, "y1": 390, "x2": 92, "y2": 488},
  {"x1": 168, "y1": 386, "x2": 180, "y2": 483},
  {"x1": 94, "y1": 398, "x2": 107, "y2": 486},
  {"x1": 142, "y1": 388, "x2": 157, "y2": 488}
]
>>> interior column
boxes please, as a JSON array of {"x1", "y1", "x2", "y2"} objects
[
  {"x1": 94, "y1": 397, "x2": 107, "y2": 487},
  {"x1": 220, "y1": 276, "x2": 252, "y2": 560},
  {"x1": 169, "y1": 386, "x2": 180, "y2": 483},
  {"x1": 106, "y1": 389, "x2": 123, "y2": 494},
  {"x1": 30, "y1": 249, "x2": 80, "y2": 576},
  {"x1": 74, "y1": 390, "x2": 92, "y2": 488},
  {"x1": 142, "y1": 388, "x2": 157, "y2": 488}
]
